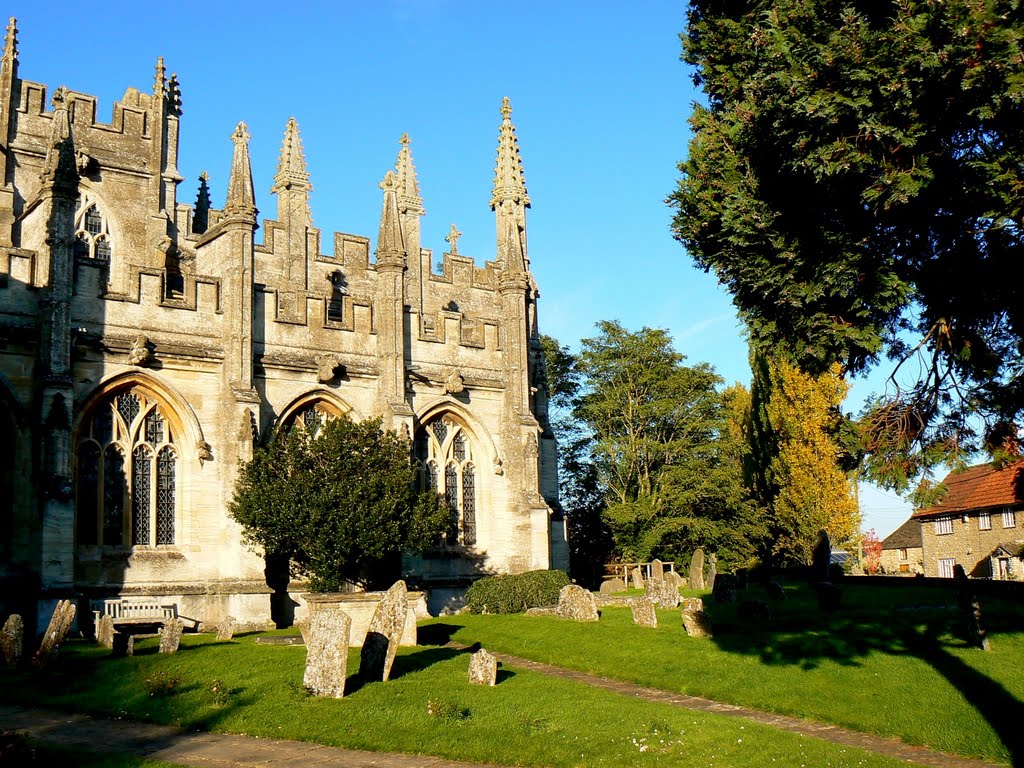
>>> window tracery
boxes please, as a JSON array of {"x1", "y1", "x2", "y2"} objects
[
  {"x1": 414, "y1": 416, "x2": 477, "y2": 546},
  {"x1": 284, "y1": 401, "x2": 342, "y2": 438},
  {"x1": 76, "y1": 387, "x2": 177, "y2": 546},
  {"x1": 73, "y1": 194, "x2": 114, "y2": 263}
]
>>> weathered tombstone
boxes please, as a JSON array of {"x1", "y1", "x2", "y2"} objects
[
  {"x1": 32, "y1": 600, "x2": 77, "y2": 669},
  {"x1": 681, "y1": 608, "x2": 713, "y2": 639},
  {"x1": 645, "y1": 578, "x2": 679, "y2": 609},
  {"x1": 739, "y1": 599, "x2": 772, "y2": 623},
  {"x1": 663, "y1": 571, "x2": 683, "y2": 591},
  {"x1": 159, "y1": 617, "x2": 185, "y2": 654},
  {"x1": 953, "y1": 565, "x2": 989, "y2": 650},
  {"x1": 680, "y1": 596, "x2": 704, "y2": 613},
  {"x1": 630, "y1": 567, "x2": 644, "y2": 589},
  {"x1": 1, "y1": 614, "x2": 24, "y2": 666},
  {"x1": 628, "y1": 597, "x2": 658, "y2": 628},
  {"x1": 651, "y1": 559, "x2": 665, "y2": 581},
  {"x1": 358, "y1": 580, "x2": 408, "y2": 682},
  {"x1": 303, "y1": 606, "x2": 352, "y2": 697},
  {"x1": 467, "y1": 648, "x2": 498, "y2": 686},
  {"x1": 96, "y1": 614, "x2": 115, "y2": 649},
  {"x1": 707, "y1": 553, "x2": 718, "y2": 592},
  {"x1": 599, "y1": 578, "x2": 626, "y2": 595},
  {"x1": 112, "y1": 631, "x2": 135, "y2": 658},
  {"x1": 689, "y1": 548, "x2": 706, "y2": 590},
  {"x1": 711, "y1": 573, "x2": 737, "y2": 604},
  {"x1": 216, "y1": 616, "x2": 237, "y2": 641},
  {"x1": 555, "y1": 585, "x2": 600, "y2": 622},
  {"x1": 766, "y1": 581, "x2": 786, "y2": 600},
  {"x1": 811, "y1": 529, "x2": 832, "y2": 584}
]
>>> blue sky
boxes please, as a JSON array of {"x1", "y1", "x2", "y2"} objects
[{"x1": 12, "y1": 1, "x2": 913, "y2": 536}]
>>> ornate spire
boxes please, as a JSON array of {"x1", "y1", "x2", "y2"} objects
[
  {"x1": 193, "y1": 172, "x2": 211, "y2": 234},
  {"x1": 490, "y1": 97, "x2": 530, "y2": 210},
  {"x1": 2, "y1": 17, "x2": 17, "y2": 63},
  {"x1": 40, "y1": 86, "x2": 78, "y2": 191},
  {"x1": 153, "y1": 56, "x2": 167, "y2": 96},
  {"x1": 271, "y1": 117, "x2": 311, "y2": 195},
  {"x1": 167, "y1": 73, "x2": 182, "y2": 117},
  {"x1": 394, "y1": 133, "x2": 423, "y2": 216},
  {"x1": 376, "y1": 170, "x2": 405, "y2": 266},
  {"x1": 225, "y1": 122, "x2": 257, "y2": 217}
]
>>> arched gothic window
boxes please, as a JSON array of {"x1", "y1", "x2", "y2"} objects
[
  {"x1": 283, "y1": 400, "x2": 343, "y2": 438},
  {"x1": 76, "y1": 387, "x2": 177, "y2": 546},
  {"x1": 414, "y1": 416, "x2": 477, "y2": 546},
  {"x1": 73, "y1": 194, "x2": 113, "y2": 263}
]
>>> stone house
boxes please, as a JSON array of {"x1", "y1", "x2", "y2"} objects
[
  {"x1": 913, "y1": 461, "x2": 1024, "y2": 579},
  {"x1": 878, "y1": 517, "x2": 923, "y2": 575},
  {"x1": 0, "y1": 19, "x2": 568, "y2": 629}
]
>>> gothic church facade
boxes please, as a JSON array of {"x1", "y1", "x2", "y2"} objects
[{"x1": 0, "y1": 19, "x2": 567, "y2": 629}]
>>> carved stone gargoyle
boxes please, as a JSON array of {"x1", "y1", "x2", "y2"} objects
[
  {"x1": 315, "y1": 354, "x2": 343, "y2": 383},
  {"x1": 128, "y1": 334, "x2": 155, "y2": 367},
  {"x1": 442, "y1": 366, "x2": 465, "y2": 395}
]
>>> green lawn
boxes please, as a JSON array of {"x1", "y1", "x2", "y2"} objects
[
  {"x1": 426, "y1": 580, "x2": 1024, "y2": 765},
  {"x1": 1, "y1": 632, "x2": 907, "y2": 768}
]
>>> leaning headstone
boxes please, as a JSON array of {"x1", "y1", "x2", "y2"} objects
[
  {"x1": 1, "y1": 614, "x2": 24, "y2": 666},
  {"x1": 112, "y1": 632, "x2": 135, "y2": 658},
  {"x1": 96, "y1": 614, "x2": 115, "y2": 649},
  {"x1": 681, "y1": 608, "x2": 713, "y2": 639},
  {"x1": 303, "y1": 606, "x2": 352, "y2": 697},
  {"x1": 32, "y1": 600, "x2": 77, "y2": 669},
  {"x1": 954, "y1": 565, "x2": 989, "y2": 651},
  {"x1": 680, "y1": 596, "x2": 704, "y2": 613},
  {"x1": 359, "y1": 580, "x2": 408, "y2": 682},
  {"x1": 663, "y1": 571, "x2": 683, "y2": 591},
  {"x1": 216, "y1": 616, "x2": 237, "y2": 641},
  {"x1": 159, "y1": 617, "x2": 185, "y2": 654},
  {"x1": 811, "y1": 529, "x2": 832, "y2": 584},
  {"x1": 630, "y1": 567, "x2": 644, "y2": 589},
  {"x1": 599, "y1": 578, "x2": 626, "y2": 595},
  {"x1": 689, "y1": 548, "x2": 706, "y2": 590},
  {"x1": 645, "y1": 578, "x2": 679, "y2": 609},
  {"x1": 468, "y1": 648, "x2": 498, "y2": 686},
  {"x1": 555, "y1": 585, "x2": 599, "y2": 622},
  {"x1": 651, "y1": 559, "x2": 665, "y2": 581},
  {"x1": 712, "y1": 573, "x2": 737, "y2": 604},
  {"x1": 628, "y1": 597, "x2": 658, "y2": 628},
  {"x1": 707, "y1": 553, "x2": 718, "y2": 592}
]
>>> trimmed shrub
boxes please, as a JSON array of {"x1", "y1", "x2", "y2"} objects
[{"x1": 465, "y1": 569, "x2": 570, "y2": 614}]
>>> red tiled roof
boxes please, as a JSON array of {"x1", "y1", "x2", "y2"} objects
[{"x1": 913, "y1": 460, "x2": 1024, "y2": 518}]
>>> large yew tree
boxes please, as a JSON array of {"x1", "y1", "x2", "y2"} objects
[{"x1": 672, "y1": 0, "x2": 1024, "y2": 488}]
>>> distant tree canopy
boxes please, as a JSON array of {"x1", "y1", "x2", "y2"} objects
[
  {"x1": 672, "y1": 0, "x2": 1024, "y2": 489},
  {"x1": 229, "y1": 415, "x2": 448, "y2": 592}
]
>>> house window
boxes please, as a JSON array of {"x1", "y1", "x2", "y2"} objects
[
  {"x1": 414, "y1": 416, "x2": 477, "y2": 546},
  {"x1": 934, "y1": 516, "x2": 954, "y2": 535},
  {"x1": 73, "y1": 194, "x2": 114, "y2": 264},
  {"x1": 899, "y1": 548, "x2": 908, "y2": 561},
  {"x1": 979, "y1": 511, "x2": 992, "y2": 531},
  {"x1": 937, "y1": 558, "x2": 956, "y2": 578},
  {"x1": 1002, "y1": 508, "x2": 1016, "y2": 528},
  {"x1": 76, "y1": 387, "x2": 176, "y2": 546}
]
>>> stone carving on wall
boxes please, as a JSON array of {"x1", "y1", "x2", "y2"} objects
[
  {"x1": 196, "y1": 440, "x2": 213, "y2": 464},
  {"x1": 128, "y1": 334, "x2": 155, "y2": 367},
  {"x1": 315, "y1": 354, "x2": 343, "y2": 383},
  {"x1": 493, "y1": 454, "x2": 504, "y2": 475},
  {"x1": 442, "y1": 367, "x2": 465, "y2": 395}
]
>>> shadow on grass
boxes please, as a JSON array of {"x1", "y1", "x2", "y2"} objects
[{"x1": 417, "y1": 622, "x2": 465, "y2": 646}]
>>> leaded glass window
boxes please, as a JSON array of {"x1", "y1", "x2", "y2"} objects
[
  {"x1": 156, "y1": 447, "x2": 176, "y2": 545},
  {"x1": 462, "y1": 464, "x2": 476, "y2": 545},
  {"x1": 287, "y1": 401, "x2": 341, "y2": 438},
  {"x1": 132, "y1": 445, "x2": 152, "y2": 545},
  {"x1": 73, "y1": 194, "x2": 115, "y2": 265},
  {"x1": 414, "y1": 416, "x2": 479, "y2": 546}
]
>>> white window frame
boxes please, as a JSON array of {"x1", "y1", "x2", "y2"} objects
[
  {"x1": 1002, "y1": 508, "x2": 1016, "y2": 528},
  {"x1": 978, "y1": 511, "x2": 992, "y2": 531},
  {"x1": 937, "y1": 558, "x2": 956, "y2": 578},
  {"x1": 934, "y1": 516, "x2": 954, "y2": 535}
]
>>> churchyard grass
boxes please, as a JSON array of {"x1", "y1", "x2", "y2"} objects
[
  {"x1": 0, "y1": 632, "x2": 906, "y2": 768},
  {"x1": 428, "y1": 580, "x2": 1023, "y2": 765}
]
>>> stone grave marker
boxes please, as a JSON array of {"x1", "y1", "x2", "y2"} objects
[
  {"x1": 711, "y1": 573, "x2": 737, "y2": 604},
  {"x1": 112, "y1": 632, "x2": 135, "y2": 658},
  {"x1": 159, "y1": 617, "x2": 185, "y2": 654},
  {"x1": 555, "y1": 585, "x2": 599, "y2": 622},
  {"x1": 468, "y1": 648, "x2": 498, "y2": 686},
  {"x1": 689, "y1": 548, "x2": 706, "y2": 590},
  {"x1": 707, "y1": 553, "x2": 718, "y2": 592},
  {"x1": 1, "y1": 614, "x2": 23, "y2": 666},
  {"x1": 628, "y1": 597, "x2": 657, "y2": 628},
  {"x1": 680, "y1": 596, "x2": 704, "y2": 613},
  {"x1": 599, "y1": 578, "x2": 626, "y2": 594},
  {"x1": 954, "y1": 565, "x2": 989, "y2": 650},
  {"x1": 681, "y1": 608, "x2": 713, "y2": 639},
  {"x1": 32, "y1": 600, "x2": 76, "y2": 669},
  {"x1": 304, "y1": 606, "x2": 352, "y2": 697},
  {"x1": 96, "y1": 614, "x2": 114, "y2": 649},
  {"x1": 216, "y1": 616, "x2": 237, "y2": 641},
  {"x1": 663, "y1": 570, "x2": 683, "y2": 591},
  {"x1": 645, "y1": 578, "x2": 679, "y2": 609},
  {"x1": 651, "y1": 559, "x2": 665, "y2": 581},
  {"x1": 630, "y1": 567, "x2": 644, "y2": 589},
  {"x1": 359, "y1": 580, "x2": 408, "y2": 682}
]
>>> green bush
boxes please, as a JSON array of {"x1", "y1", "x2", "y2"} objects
[{"x1": 465, "y1": 570, "x2": 570, "y2": 614}]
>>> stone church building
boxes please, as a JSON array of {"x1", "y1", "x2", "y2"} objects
[{"x1": 0, "y1": 19, "x2": 567, "y2": 629}]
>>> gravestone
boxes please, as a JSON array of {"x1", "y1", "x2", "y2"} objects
[
  {"x1": 954, "y1": 565, "x2": 989, "y2": 651},
  {"x1": 651, "y1": 559, "x2": 665, "y2": 581},
  {"x1": 707, "y1": 553, "x2": 718, "y2": 592},
  {"x1": 304, "y1": 606, "x2": 352, "y2": 697},
  {"x1": 1, "y1": 614, "x2": 23, "y2": 666},
  {"x1": 811, "y1": 529, "x2": 832, "y2": 584},
  {"x1": 631, "y1": 567, "x2": 644, "y2": 589},
  {"x1": 766, "y1": 581, "x2": 786, "y2": 600},
  {"x1": 711, "y1": 573, "x2": 737, "y2": 604},
  {"x1": 628, "y1": 597, "x2": 657, "y2": 628},
  {"x1": 32, "y1": 600, "x2": 77, "y2": 669},
  {"x1": 555, "y1": 585, "x2": 600, "y2": 622},
  {"x1": 739, "y1": 599, "x2": 772, "y2": 623},
  {"x1": 216, "y1": 616, "x2": 237, "y2": 641},
  {"x1": 681, "y1": 608, "x2": 713, "y2": 639},
  {"x1": 680, "y1": 597, "x2": 704, "y2": 613},
  {"x1": 599, "y1": 578, "x2": 626, "y2": 595},
  {"x1": 112, "y1": 632, "x2": 135, "y2": 657},
  {"x1": 159, "y1": 618, "x2": 185, "y2": 653},
  {"x1": 96, "y1": 614, "x2": 115, "y2": 649},
  {"x1": 663, "y1": 571, "x2": 683, "y2": 591},
  {"x1": 468, "y1": 648, "x2": 498, "y2": 686},
  {"x1": 645, "y1": 578, "x2": 679, "y2": 609},
  {"x1": 358, "y1": 580, "x2": 408, "y2": 682},
  {"x1": 689, "y1": 548, "x2": 705, "y2": 590}
]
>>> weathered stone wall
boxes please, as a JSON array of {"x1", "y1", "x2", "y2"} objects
[{"x1": 919, "y1": 510, "x2": 1023, "y2": 578}]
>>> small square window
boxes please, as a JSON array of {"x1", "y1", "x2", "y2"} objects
[
  {"x1": 938, "y1": 558, "x2": 956, "y2": 578},
  {"x1": 899, "y1": 547, "x2": 908, "y2": 561},
  {"x1": 935, "y1": 516, "x2": 954, "y2": 535},
  {"x1": 1002, "y1": 509, "x2": 1016, "y2": 528},
  {"x1": 979, "y1": 512, "x2": 992, "y2": 530}
]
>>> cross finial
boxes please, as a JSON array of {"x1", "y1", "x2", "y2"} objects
[
  {"x1": 200, "y1": 170, "x2": 209, "y2": 181},
  {"x1": 445, "y1": 223, "x2": 462, "y2": 255},
  {"x1": 500, "y1": 96, "x2": 512, "y2": 120},
  {"x1": 400, "y1": 132, "x2": 410, "y2": 147},
  {"x1": 231, "y1": 121, "x2": 251, "y2": 145}
]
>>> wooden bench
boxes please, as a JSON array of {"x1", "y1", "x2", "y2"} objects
[{"x1": 93, "y1": 599, "x2": 177, "y2": 636}]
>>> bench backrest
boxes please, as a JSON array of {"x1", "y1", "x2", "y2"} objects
[{"x1": 103, "y1": 599, "x2": 176, "y2": 620}]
